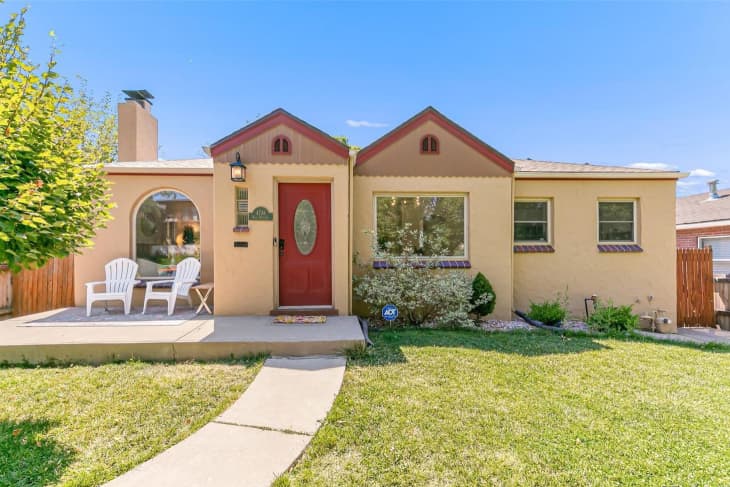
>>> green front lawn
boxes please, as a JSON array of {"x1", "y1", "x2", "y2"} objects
[
  {"x1": 0, "y1": 358, "x2": 262, "y2": 487},
  {"x1": 276, "y1": 330, "x2": 730, "y2": 486}
]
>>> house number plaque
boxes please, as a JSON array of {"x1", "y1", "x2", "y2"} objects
[{"x1": 249, "y1": 206, "x2": 273, "y2": 221}]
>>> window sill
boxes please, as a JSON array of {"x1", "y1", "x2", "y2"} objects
[
  {"x1": 233, "y1": 226, "x2": 250, "y2": 233},
  {"x1": 373, "y1": 260, "x2": 471, "y2": 269},
  {"x1": 597, "y1": 244, "x2": 643, "y2": 253},
  {"x1": 514, "y1": 244, "x2": 554, "y2": 253}
]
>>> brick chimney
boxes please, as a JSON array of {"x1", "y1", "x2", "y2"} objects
[{"x1": 118, "y1": 89, "x2": 158, "y2": 162}]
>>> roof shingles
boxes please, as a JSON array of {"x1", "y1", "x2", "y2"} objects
[{"x1": 677, "y1": 189, "x2": 730, "y2": 225}]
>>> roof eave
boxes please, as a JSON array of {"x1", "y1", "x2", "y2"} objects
[
  {"x1": 104, "y1": 166, "x2": 213, "y2": 175},
  {"x1": 515, "y1": 171, "x2": 688, "y2": 180},
  {"x1": 677, "y1": 219, "x2": 730, "y2": 230}
]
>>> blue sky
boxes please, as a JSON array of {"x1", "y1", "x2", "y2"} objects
[{"x1": 5, "y1": 1, "x2": 729, "y2": 195}]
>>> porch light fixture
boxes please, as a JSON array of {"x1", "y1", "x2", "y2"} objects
[{"x1": 230, "y1": 152, "x2": 246, "y2": 182}]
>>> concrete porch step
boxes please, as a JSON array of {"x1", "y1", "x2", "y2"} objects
[{"x1": 0, "y1": 310, "x2": 365, "y2": 364}]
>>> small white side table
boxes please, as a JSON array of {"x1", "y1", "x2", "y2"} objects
[{"x1": 192, "y1": 282, "x2": 214, "y2": 315}]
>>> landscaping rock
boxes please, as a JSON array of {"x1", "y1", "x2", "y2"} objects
[{"x1": 480, "y1": 319, "x2": 588, "y2": 332}]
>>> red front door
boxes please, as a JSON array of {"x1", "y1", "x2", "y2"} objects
[{"x1": 278, "y1": 183, "x2": 332, "y2": 307}]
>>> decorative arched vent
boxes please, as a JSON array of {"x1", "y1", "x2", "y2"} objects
[
  {"x1": 421, "y1": 135, "x2": 439, "y2": 154},
  {"x1": 272, "y1": 135, "x2": 291, "y2": 155}
]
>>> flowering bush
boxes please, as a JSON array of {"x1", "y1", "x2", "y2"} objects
[{"x1": 354, "y1": 228, "x2": 492, "y2": 328}]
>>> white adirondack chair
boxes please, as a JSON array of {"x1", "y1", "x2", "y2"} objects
[
  {"x1": 85, "y1": 258, "x2": 140, "y2": 317},
  {"x1": 142, "y1": 257, "x2": 201, "y2": 316}
]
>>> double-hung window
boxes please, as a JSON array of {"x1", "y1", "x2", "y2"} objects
[
  {"x1": 514, "y1": 200, "x2": 550, "y2": 243},
  {"x1": 699, "y1": 236, "x2": 730, "y2": 276},
  {"x1": 374, "y1": 194, "x2": 467, "y2": 258},
  {"x1": 598, "y1": 200, "x2": 636, "y2": 243}
]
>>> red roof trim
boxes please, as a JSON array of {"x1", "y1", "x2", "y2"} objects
[
  {"x1": 210, "y1": 108, "x2": 349, "y2": 159},
  {"x1": 356, "y1": 107, "x2": 514, "y2": 173}
]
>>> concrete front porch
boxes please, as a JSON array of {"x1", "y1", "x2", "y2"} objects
[{"x1": 0, "y1": 307, "x2": 365, "y2": 364}]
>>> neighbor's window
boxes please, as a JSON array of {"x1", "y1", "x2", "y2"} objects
[
  {"x1": 421, "y1": 135, "x2": 439, "y2": 154},
  {"x1": 514, "y1": 200, "x2": 550, "y2": 242},
  {"x1": 375, "y1": 195, "x2": 466, "y2": 257},
  {"x1": 598, "y1": 200, "x2": 636, "y2": 242},
  {"x1": 699, "y1": 236, "x2": 730, "y2": 276},
  {"x1": 272, "y1": 135, "x2": 291, "y2": 154},
  {"x1": 135, "y1": 191, "x2": 200, "y2": 278}
]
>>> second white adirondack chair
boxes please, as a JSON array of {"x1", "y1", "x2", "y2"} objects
[
  {"x1": 142, "y1": 257, "x2": 201, "y2": 316},
  {"x1": 85, "y1": 258, "x2": 140, "y2": 317}
]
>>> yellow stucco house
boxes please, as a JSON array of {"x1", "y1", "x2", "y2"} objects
[{"x1": 74, "y1": 93, "x2": 684, "y2": 323}]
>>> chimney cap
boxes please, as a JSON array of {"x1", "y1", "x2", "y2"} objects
[{"x1": 122, "y1": 89, "x2": 154, "y2": 105}]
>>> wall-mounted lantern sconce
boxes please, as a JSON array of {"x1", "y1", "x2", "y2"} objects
[{"x1": 230, "y1": 152, "x2": 246, "y2": 182}]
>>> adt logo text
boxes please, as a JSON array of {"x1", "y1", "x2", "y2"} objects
[{"x1": 382, "y1": 304, "x2": 398, "y2": 321}]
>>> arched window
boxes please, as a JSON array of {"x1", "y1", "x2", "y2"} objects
[
  {"x1": 272, "y1": 135, "x2": 291, "y2": 155},
  {"x1": 134, "y1": 190, "x2": 200, "y2": 278},
  {"x1": 421, "y1": 135, "x2": 439, "y2": 154}
]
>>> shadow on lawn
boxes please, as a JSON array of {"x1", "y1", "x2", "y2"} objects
[
  {"x1": 354, "y1": 328, "x2": 610, "y2": 365},
  {"x1": 0, "y1": 419, "x2": 75, "y2": 487}
]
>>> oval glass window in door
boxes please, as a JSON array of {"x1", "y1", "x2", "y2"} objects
[{"x1": 294, "y1": 199, "x2": 317, "y2": 255}]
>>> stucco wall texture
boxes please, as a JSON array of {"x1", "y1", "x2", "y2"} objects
[
  {"x1": 211, "y1": 161, "x2": 351, "y2": 315},
  {"x1": 513, "y1": 178, "x2": 678, "y2": 323},
  {"x1": 73, "y1": 173, "x2": 214, "y2": 307},
  {"x1": 352, "y1": 176, "x2": 514, "y2": 321}
]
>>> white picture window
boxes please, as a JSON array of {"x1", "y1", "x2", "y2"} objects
[
  {"x1": 699, "y1": 236, "x2": 730, "y2": 276},
  {"x1": 598, "y1": 200, "x2": 637, "y2": 243},
  {"x1": 374, "y1": 194, "x2": 467, "y2": 258}
]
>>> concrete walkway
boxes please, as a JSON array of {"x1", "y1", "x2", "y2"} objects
[
  {"x1": 637, "y1": 327, "x2": 730, "y2": 346},
  {"x1": 105, "y1": 355, "x2": 346, "y2": 487}
]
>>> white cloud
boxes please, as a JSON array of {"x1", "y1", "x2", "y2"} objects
[
  {"x1": 677, "y1": 180, "x2": 703, "y2": 187},
  {"x1": 689, "y1": 168, "x2": 716, "y2": 177},
  {"x1": 628, "y1": 162, "x2": 677, "y2": 171},
  {"x1": 345, "y1": 119, "x2": 389, "y2": 128}
]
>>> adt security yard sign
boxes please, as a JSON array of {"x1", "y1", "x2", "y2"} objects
[{"x1": 382, "y1": 304, "x2": 398, "y2": 322}]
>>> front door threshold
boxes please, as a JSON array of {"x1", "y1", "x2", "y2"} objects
[{"x1": 270, "y1": 307, "x2": 339, "y2": 316}]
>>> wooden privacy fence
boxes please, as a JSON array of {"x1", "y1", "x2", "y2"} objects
[
  {"x1": 715, "y1": 278, "x2": 730, "y2": 330},
  {"x1": 0, "y1": 265, "x2": 11, "y2": 316},
  {"x1": 0, "y1": 256, "x2": 74, "y2": 317},
  {"x1": 676, "y1": 248, "x2": 715, "y2": 326}
]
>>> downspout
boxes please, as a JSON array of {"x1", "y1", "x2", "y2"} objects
[
  {"x1": 348, "y1": 149, "x2": 357, "y2": 315},
  {"x1": 509, "y1": 173, "x2": 515, "y2": 319}
]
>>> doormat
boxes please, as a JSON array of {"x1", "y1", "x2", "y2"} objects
[{"x1": 272, "y1": 315, "x2": 327, "y2": 324}]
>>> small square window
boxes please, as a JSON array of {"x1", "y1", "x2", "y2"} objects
[
  {"x1": 514, "y1": 200, "x2": 550, "y2": 243},
  {"x1": 598, "y1": 201, "x2": 636, "y2": 243}
]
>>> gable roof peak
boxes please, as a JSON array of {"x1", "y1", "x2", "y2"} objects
[
  {"x1": 209, "y1": 108, "x2": 348, "y2": 158},
  {"x1": 355, "y1": 106, "x2": 514, "y2": 173}
]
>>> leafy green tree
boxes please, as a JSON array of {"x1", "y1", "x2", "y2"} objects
[{"x1": 0, "y1": 7, "x2": 116, "y2": 271}]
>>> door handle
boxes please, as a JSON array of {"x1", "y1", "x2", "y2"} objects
[{"x1": 279, "y1": 238, "x2": 285, "y2": 256}]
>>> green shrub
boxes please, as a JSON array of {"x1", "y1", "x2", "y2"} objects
[
  {"x1": 182, "y1": 225, "x2": 196, "y2": 245},
  {"x1": 587, "y1": 300, "x2": 638, "y2": 332},
  {"x1": 528, "y1": 293, "x2": 568, "y2": 326},
  {"x1": 354, "y1": 228, "x2": 493, "y2": 329},
  {"x1": 471, "y1": 273, "x2": 496, "y2": 316}
]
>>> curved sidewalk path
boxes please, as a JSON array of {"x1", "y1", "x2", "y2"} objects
[{"x1": 105, "y1": 356, "x2": 346, "y2": 487}]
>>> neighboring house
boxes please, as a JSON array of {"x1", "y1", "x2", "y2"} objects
[
  {"x1": 73, "y1": 91, "x2": 685, "y2": 323},
  {"x1": 677, "y1": 181, "x2": 730, "y2": 276}
]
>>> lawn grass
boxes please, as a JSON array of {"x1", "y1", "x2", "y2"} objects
[
  {"x1": 276, "y1": 329, "x2": 730, "y2": 486},
  {"x1": 0, "y1": 358, "x2": 262, "y2": 487}
]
